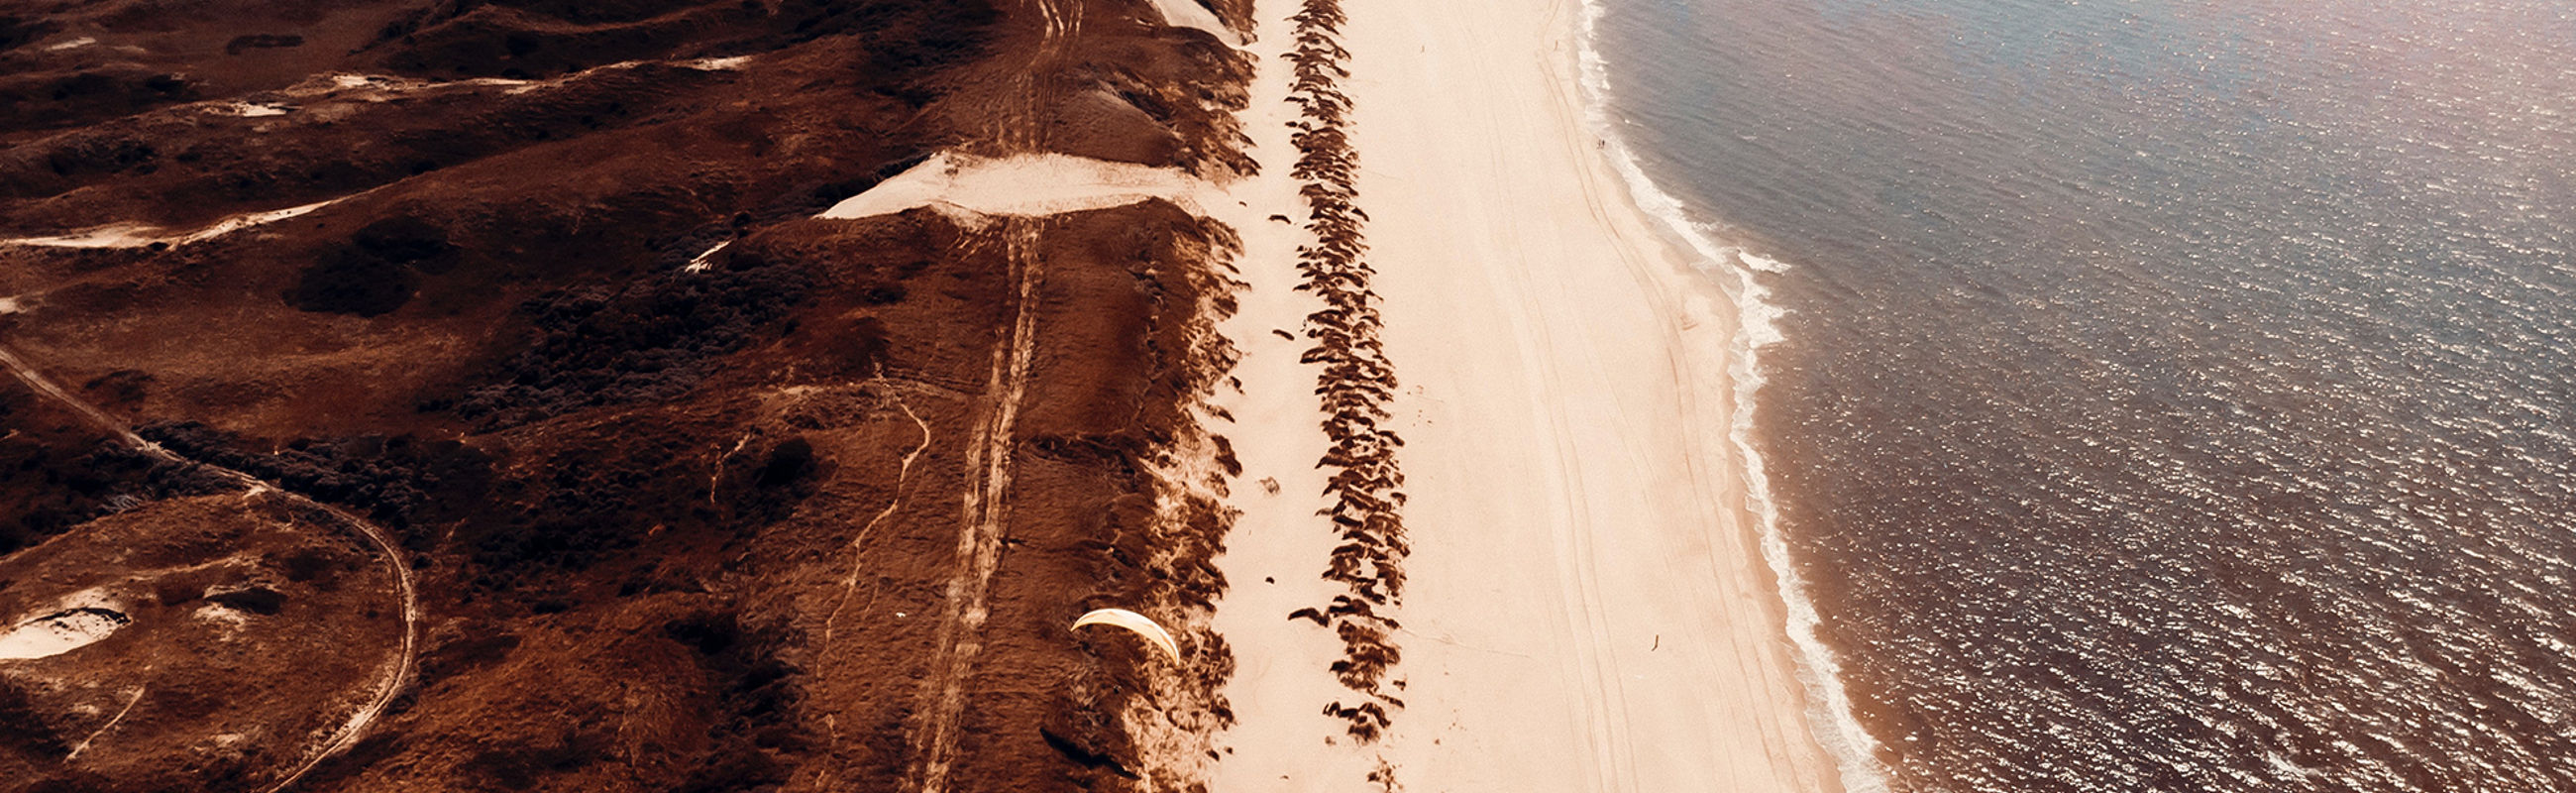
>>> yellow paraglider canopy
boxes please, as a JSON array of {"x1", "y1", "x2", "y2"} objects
[{"x1": 1071, "y1": 608, "x2": 1181, "y2": 663}]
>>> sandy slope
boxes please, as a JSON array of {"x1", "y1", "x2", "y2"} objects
[
  {"x1": 0, "y1": 199, "x2": 339, "y2": 249},
  {"x1": 817, "y1": 152, "x2": 1205, "y2": 220},
  {"x1": 1202, "y1": 7, "x2": 1372, "y2": 783},
  {"x1": 1208, "y1": 0, "x2": 1851, "y2": 789}
]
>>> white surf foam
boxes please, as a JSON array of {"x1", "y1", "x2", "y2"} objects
[{"x1": 1570, "y1": 2, "x2": 1892, "y2": 790}]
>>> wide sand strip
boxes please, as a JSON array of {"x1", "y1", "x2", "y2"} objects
[
  {"x1": 1203, "y1": 2, "x2": 1389, "y2": 786},
  {"x1": 1210, "y1": 0, "x2": 1852, "y2": 789}
]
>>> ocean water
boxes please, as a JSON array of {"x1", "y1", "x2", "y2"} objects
[{"x1": 1587, "y1": 0, "x2": 2576, "y2": 791}]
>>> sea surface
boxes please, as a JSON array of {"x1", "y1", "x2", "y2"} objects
[{"x1": 1585, "y1": 0, "x2": 2576, "y2": 790}]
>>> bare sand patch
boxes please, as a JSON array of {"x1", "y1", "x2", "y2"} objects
[
  {"x1": 0, "y1": 605, "x2": 128, "y2": 660},
  {"x1": 819, "y1": 151, "x2": 1207, "y2": 220},
  {"x1": 1143, "y1": 0, "x2": 1240, "y2": 45},
  {"x1": 1, "y1": 199, "x2": 336, "y2": 249}
]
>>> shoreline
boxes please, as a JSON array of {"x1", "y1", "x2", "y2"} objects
[
  {"x1": 1566, "y1": 1, "x2": 1892, "y2": 789},
  {"x1": 1208, "y1": 0, "x2": 1858, "y2": 789}
]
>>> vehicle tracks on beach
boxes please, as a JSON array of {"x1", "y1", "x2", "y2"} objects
[
  {"x1": 0, "y1": 343, "x2": 419, "y2": 793},
  {"x1": 1497, "y1": 235, "x2": 1645, "y2": 793},
  {"x1": 1461, "y1": 72, "x2": 1655, "y2": 785}
]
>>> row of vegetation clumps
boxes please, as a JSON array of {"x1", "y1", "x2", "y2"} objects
[{"x1": 1281, "y1": 0, "x2": 1410, "y2": 743}]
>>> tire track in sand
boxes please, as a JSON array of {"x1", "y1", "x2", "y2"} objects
[
  {"x1": 907, "y1": 218, "x2": 1046, "y2": 793},
  {"x1": 905, "y1": 1, "x2": 1075, "y2": 786},
  {"x1": 0, "y1": 343, "x2": 419, "y2": 793},
  {"x1": 995, "y1": 0, "x2": 1079, "y2": 151}
]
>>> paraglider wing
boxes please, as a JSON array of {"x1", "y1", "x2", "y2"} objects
[{"x1": 1071, "y1": 608, "x2": 1182, "y2": 663}]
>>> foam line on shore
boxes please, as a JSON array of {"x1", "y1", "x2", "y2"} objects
[{"x1": 1568, "y1": 2, "x2": 1891, "y2": 790}]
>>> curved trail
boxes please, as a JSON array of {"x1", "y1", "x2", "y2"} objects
[
  {"x1": 822, "y1": 382, "x2": 933, "y2": 644},
  {"x1": 0, "y1": 343, "x2": 419, "y2": 793},
  {"x1": 907, "y1": 219, "x2": 1045, "y2": 793},
  {"x1": 1001, "y1": 0, "x2": 1078, "y2": 152}
]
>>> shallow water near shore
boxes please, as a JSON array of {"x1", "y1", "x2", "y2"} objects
[{"x1": 1592, "y1": 0, "x2": 2576, "y2": 790}]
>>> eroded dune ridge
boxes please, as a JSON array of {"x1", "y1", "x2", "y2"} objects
[{"x1": 0, "y1": 0, "x2": 1262, "y2": 790}]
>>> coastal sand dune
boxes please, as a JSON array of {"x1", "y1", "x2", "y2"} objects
[
  {"x1": 1209, "y1": 0, "x2": 1850, "y2": 789},
  {"x1": 817, "y1": 151, "x2": 1206, "y2": 220},
  {"x1": 0, "y1": 0, "x2": 1253, "y2": 789}
]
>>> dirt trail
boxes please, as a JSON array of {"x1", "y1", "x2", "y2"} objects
[
  {"x1": 821, "y1": 380, "x2": 934, "y2": 644},
  {"x1": 0, "y1": 346, "x2": 157, "y2": 449},
  {"x1": 906, "y1": 219, "x2": 1046, "y2": 793},
  {"x1": 0, "y1": 342, "x2": 420, "y2": 793},
  {"x1": 991, "y1": 0, "x2": 1074, "y2": 152},
  {"x1": 807, "y1": 1, "x2": 1257, "y2": 786},
  {"x1": 65, "y1": 684, "x2": 148, "y2": 760}
]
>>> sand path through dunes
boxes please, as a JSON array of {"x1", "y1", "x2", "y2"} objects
[
  {"x1": 905, "y1": 219, "x2": 1046, "y2": 793},
  {"x1": 0, "y1": 199, "x2": 339, "y2": 249},
  {"x1": 1205, "y1": 0, "x2": 1855, "y2": 789}
]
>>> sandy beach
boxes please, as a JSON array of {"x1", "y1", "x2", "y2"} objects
[{"x1": 1207, "y1": 0, "x2": 1853, "y2": 789}]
